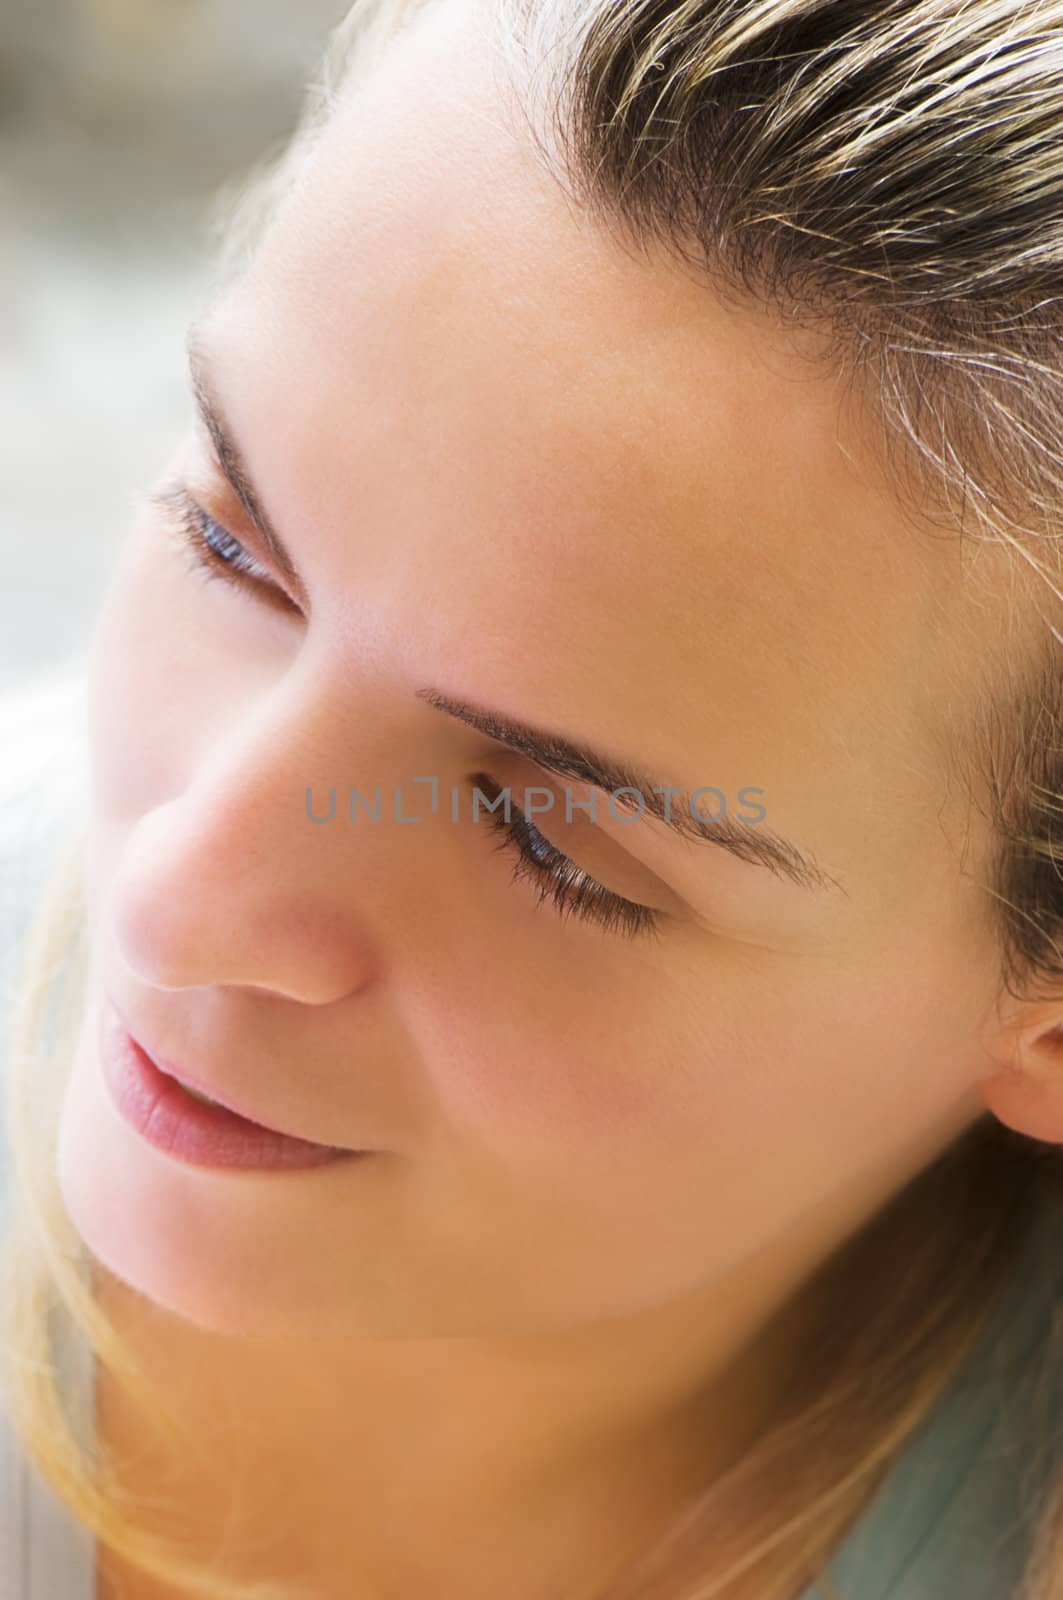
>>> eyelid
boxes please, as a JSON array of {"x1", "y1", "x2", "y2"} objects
[
  {"x1": 528, "y1": 768, "x2": 685, "y2": 896},
  {"x1": 173, "y1": 422, "x2": 287, "y2": 585},
  {"x1": 473, "y1": 773, "x2": 664, "y2": 941},
  {"x1": 188, "y1": 472, "x2": 279, "y2": 579},
  {"x1": 204, "y1": 502, "x2": 274, "y2": 585},
  {"x1": 150, "y1": 478, "x2": 298, "y2": 615},
  {"x1": 499, "y1": 763, "x2": 682, "y2": 913}
]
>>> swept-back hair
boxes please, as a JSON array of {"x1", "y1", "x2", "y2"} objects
[{"x1": 4, "y1": 3, "x2": 1063, "y2": 1596}]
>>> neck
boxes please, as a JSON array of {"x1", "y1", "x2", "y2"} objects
[{"x1": 90, "y1": 1230, "x2": 831, "y2": 1600}]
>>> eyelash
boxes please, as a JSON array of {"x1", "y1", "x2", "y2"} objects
[
  {"x1": 149, "y1": 479, "x2": 664, "y2": 944},
  {"x1": 473, "y1": 775, "x2": 662, "y2": 943},
  {"x1": 150, "y1": 480, "x2": 277, "y2": 598}
]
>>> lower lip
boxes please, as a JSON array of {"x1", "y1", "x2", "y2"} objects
[{"x1": 98, "y1": 1003, "x2": 365, "y2": 1172}]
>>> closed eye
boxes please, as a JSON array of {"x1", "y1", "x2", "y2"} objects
[
  {"x1": 473, "y1": 775, "x2": 664, "y2": 942},
  {"x1": 149, "y1": 479, "x2": 293, "y2": 610},
  {"x1": 149, "y1": 478, "x2": 665, "y2": 945}
]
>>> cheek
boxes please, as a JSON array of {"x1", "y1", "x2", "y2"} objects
[
  {"x1": 403, "y1": 941, "x2": 714, "y2": 1166},
  {"x1": 411, "y1": 923, "x2": 985, "y2": 1232},
  {"x1": 440, "y1": 1017, "x2": 664, "y2": 1151}
]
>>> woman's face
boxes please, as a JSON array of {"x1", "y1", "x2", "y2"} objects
[{"x1": 60, "y1": 0, "x2": 1018, "y2": 1342}]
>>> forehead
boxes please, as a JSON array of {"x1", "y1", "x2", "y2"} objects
[{"x1": 198, "y1": 0, "x2": 1017, "y2": 886}]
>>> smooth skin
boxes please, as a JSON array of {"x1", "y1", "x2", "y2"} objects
[{"x1": 55, "y1": 0, "x2": 1063, "y2": 1593}]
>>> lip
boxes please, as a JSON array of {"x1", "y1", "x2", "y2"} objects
[{"x1": 98, "y1": 997, "x2": 366, "y2": 1172}]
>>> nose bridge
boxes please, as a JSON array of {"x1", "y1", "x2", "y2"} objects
[{"x1": 200, "y1": 670, "x2": 400, "y2": 848}]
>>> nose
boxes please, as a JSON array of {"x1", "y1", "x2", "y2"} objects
[{"x1": 105, "y1": 681, "x2": 411, "y2": 1004}]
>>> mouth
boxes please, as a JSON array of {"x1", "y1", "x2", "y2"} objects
[
  {"x1": 99, "y1": 998, "x2": 369, "y2": 1172},
  {"x1": 147, "y1": 1051, "x2": 304, "y2": 1139},
  {"x1": 182, "y1": 1083, "x2": 222, "y2": 1107}
]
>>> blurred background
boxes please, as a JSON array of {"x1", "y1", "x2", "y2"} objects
[{"x1": 1, "y1": 0, "x2": 351, "y2": 691}]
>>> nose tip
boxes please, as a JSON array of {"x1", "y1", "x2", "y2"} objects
[{"x1": 107, "y1": 749, "x2": 380, "y2": 1003}]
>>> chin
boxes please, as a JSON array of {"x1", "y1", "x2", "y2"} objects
[
  {"x1": 52, "y1": 1025, "x2": 338, "y2": 1340},
  {"x1": 56, "y1": 1138, "x2": 291, "y2": 1341}
]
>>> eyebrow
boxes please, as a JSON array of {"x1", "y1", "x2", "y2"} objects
[
  {"x1": 416, "y1": 688, "x2": 847, "y2": 897},
  {"x1": 184, "y1": 327, "x2": 844, "y2": 900},
  {"x1": 185, "y1": 325, "x2": 305, "y2": 598}
]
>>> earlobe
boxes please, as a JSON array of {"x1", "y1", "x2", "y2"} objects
[{"x1": 981, "y1": 1003, "x2": 1063, "y2": 1143}]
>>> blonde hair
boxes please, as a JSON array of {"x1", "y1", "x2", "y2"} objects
[{"x1": 5, "y1": 1, "x2": 1063, "y2": 1596}]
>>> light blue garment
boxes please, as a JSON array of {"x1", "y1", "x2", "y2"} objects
[
  {"x1": 798, "y1": 1196, "x2": 1061, "y2": 1599},
  {"x1": 0, "y1": 664, "x2": 1059, "y2": 1598}
]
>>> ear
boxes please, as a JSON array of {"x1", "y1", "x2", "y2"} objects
[{"x1": 981, "y1": 996, "x2": 1063, "y2": 1143}]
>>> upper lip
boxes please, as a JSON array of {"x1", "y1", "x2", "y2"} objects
[{"x1": 117, "y1": 1006, "x2": 346, "y2": 1148}]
